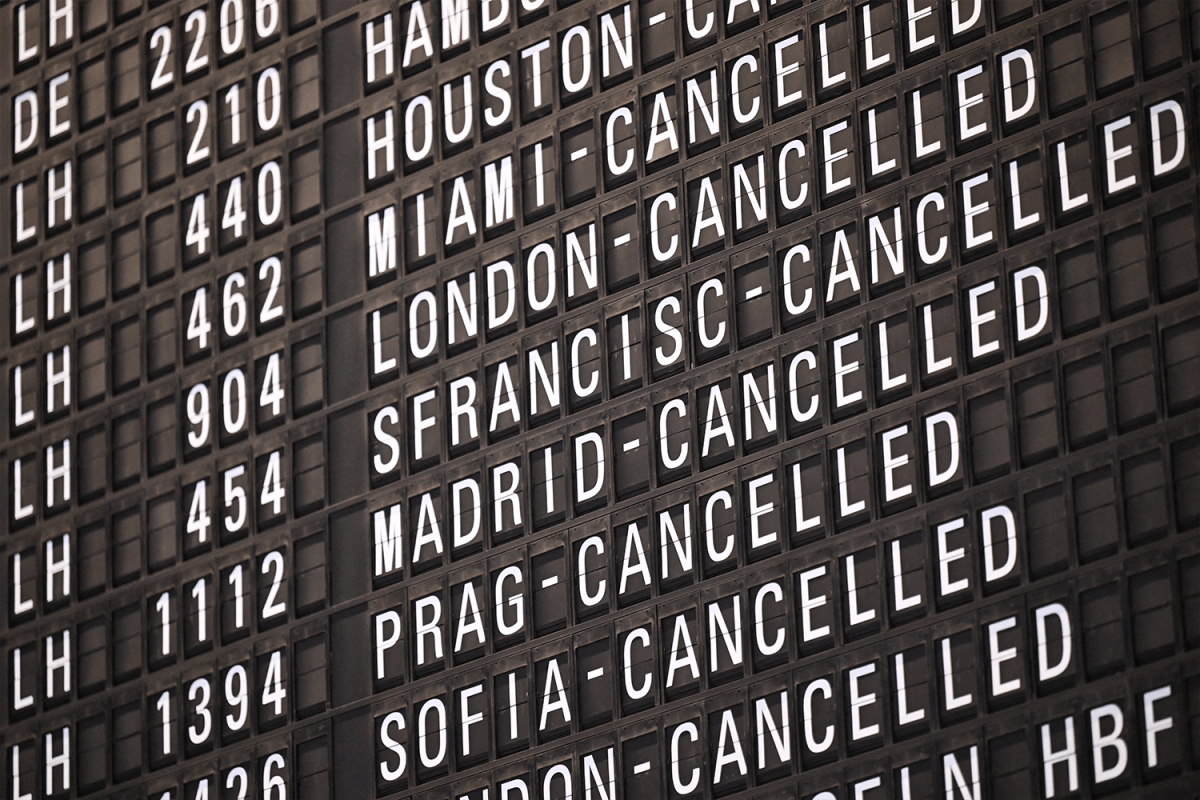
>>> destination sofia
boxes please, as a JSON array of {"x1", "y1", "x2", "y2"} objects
[{"x1": 369, "y1": 646, "x2": 1178, "y2": 799}]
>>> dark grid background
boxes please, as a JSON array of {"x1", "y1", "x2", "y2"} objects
[{"x1": 2, "y1": 0, "x2": 1199, "y2": 797}]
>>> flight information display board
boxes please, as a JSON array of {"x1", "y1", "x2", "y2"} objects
[{"x1": 2, "y1": 0, "x2": 1199, "y2": 798}]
